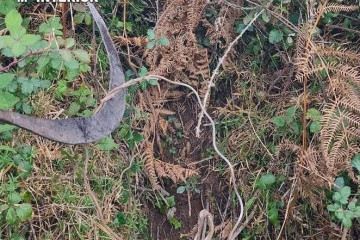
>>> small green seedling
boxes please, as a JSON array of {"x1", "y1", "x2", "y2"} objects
[{"x1": 146, "y1": 29, "x2": 170, "y2": 49}]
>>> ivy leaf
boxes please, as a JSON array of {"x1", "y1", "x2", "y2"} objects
[
  {"x1": 16, "y1": 203, "x2": 32, "y2": 221},
  {"x1": 334, "y1": 177, "x2": 345, "y2": 192},
  {"x1": 157, "y1": 37, "x2": 170, "y2": 46},
  {"x1": 147, "y1": 29, "x2": 155, "y2": 40},
  {"x1": 0, "y1": 91, "x2": 19, "y2": 110},
  {"x1": 146, "y1": 40, "x2": 155, "y2": 49},
  {"x1": 5, "y1": 9, "x2": 23, "y2": 33},
  {"x1": 176, "y1": 186, "x2": 186, "y2": 194},
  {"x1": 138, "y1": 66, "x2": 148, "y2": 78},
  {"x1": 73, "y1": 49, "x2": 90, "y2": 63},
  {"x1": 97, "y1": 137, "x2": 118, "y2": 151},
  {"x1": 269, "y1": 29, "x2": 283, "y2": 44},
  {"x1": 6, "y1": 207, "x2": 17, "y2": 225},
  {"x1": 0, "y1": 73, "x2": 15, "y2": 89}
]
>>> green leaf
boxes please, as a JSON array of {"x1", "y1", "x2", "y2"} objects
[
  {"x1": 351, "y1": 154, "x2": 360, "y2": 171},
  {"x1": 132, "y1": 133, "x2": 143, "y2": 142},
  {"x1": 272, "y1": 116, "x2": 285, "y2": 127},
  {"x1": 74, "y1": 13, "x2": 85, "y2": 24},
  {"x1": 335, "y1": 210, "x2": 344, "y2": 220},
  {"x1": 21, "y1": 81, "x2": 34, "y2": 95},
  {"x1": 0, "y1": 73, "x2": 15, "y2": 89},
  {"x1": 11, "y1": 27, "x2": 26, "y2": 40},
  {"x1": 342, "y1": 217, "x2": 352, "y2": 228},
  {"x1": 306, "y1": 108, "x2": 322, "y2": 121},
  {"x1": 146, "y1": 40, "x2": 155, "y2": 49},
  {"x1": 285, "y1": 106, "x2": 296, "y2": 119},
  {"x1": 0, "y1": 92, "x2": 19, "y2": 110},
  {"x1": 168, "y1": 216, "x2": 182, "y2": 229},
  {"x1": 353, "y1": 206, "x2": 360, "y2": 217},
  {"x1": 118, "y1": 126, "x2": 130, "y2": 139},
  {"x1": 138, "y1": 66, "x2": 148, "y2": 78},
  {"x1": 97, "y1": 137, "x2": 118, "y2": 151},
  {"x1": 348, "y1": 201, "x2": 356, "y2": 211},
  {"x1": 5, "y1": 10, "x2": 23, "y2": 33},
  {"x1": 84, "y1": 13, "x2": 92, "y2": 25},
  {"x1": 67, "y1": 102, "x2": 81, "y2": 117},
  {"x1": 11, "y1": 42, "x2": 26, "y2": 57},
  {"x1": 327, "y1": 204, "x2": 339, "y2": 212},
  {"x1": 256, "y1": 173, "x2": 276, "y2": 190},
  {"x1": 59, "y1": 49, "x2": 73, "y2": 62},
  {"x1": 20, "y1": 34, "x2": 40, "y2": 46},
  {"x1": 310, "y1": 121, "x2": 322, "y2": 133},
  {"x1": 147, "y1": 29, "x2": 155, "y2": 40},
  {"x1": 340, "y1": 186, "x2": 351, "y2": 199},
  {"x1": 269, "y1": 29, "x2": 283, "y2": 44},
  {"x1": 0, "y1": 145, "x2": 16, "y2": 153},
  {"x1": 333, "y1": 192, "x2": 341, "y2": 202},
  {"x1": 268, "y1": 202, "x2": 279, "y2": 226},
  {"x1": 176, "y1": 186, "x2": 186, "y2": 194},
  {"x1": 114, "y1": 212, "x2": 127, "y2": 227},
  {"x1": 8, "y1": 192, "x2": 21, "y2": 204},
  {"x1": 73, "y1": 49, "x2": 90, "y2": 63},
  {"x1": 16, "y1": 203, "x2": 32, "y2": 221},
  {"x1": 157, "y1": 37, "x2": 170, "y2": 46},
  {"x1": 165, "y1": 196, "x2": 176, "y2": 207},
  {"x1": 65, "y1": 38, "x2": 75, "y2": 48},
  {"x1": 6, "y1": 207, "x2": 17, "y2": 225},
  {"x1": 261, "y1": 11, "x2": 270, "y2": 23},
  {"x1": 334, "y1": 177, "x2": 345, "y2": 192},
  {"x1": 147, "y1": 79, "x2": 158, "y2": 86},
  {"x1": 0, "y1": 0, "x2": 19, "y2": 15},
  {"x1": 0, "y1": 123, "x2": 15, "y2": 132},
  {"x1": 0, "y1": 204, "x2": 9, "y2": 214}
]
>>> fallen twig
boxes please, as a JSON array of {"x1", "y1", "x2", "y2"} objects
[{"x1": 194, "y1": 9, "x2": 264, "y2": 138}]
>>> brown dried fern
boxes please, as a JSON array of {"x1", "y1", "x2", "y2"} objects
[
  {"x1": 287, "y1": 1, "x2": 360, "y2": 201},
  {"x1": 323, "y1": 4, "x2": 359, "y2": 13}
]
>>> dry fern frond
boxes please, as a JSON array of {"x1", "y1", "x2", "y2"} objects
[
  {"x1": 157, "y1": 116, "x2": 169, "y2": 135},
  {"x1": 113, "y1": 36, "x2": 147, "y2": 47},
  {"x1": 142, "y1": 141, "x2": 161, "y2": 190},
  {"x1": 294, "y1": 37, "x2": 315, "y2": 82},
  {"x1": 317, "y1": 45, "x2": 360, "y2": 64},
  {"x1": 154, "y1": 160, "x2": 198, "y2": 184},
  {"x1": 323, "y1": 4, "x2": 359, "y2": 13}
]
